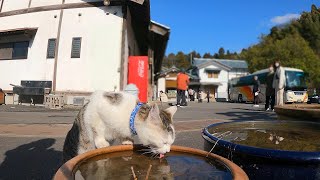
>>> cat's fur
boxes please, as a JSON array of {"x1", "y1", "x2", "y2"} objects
[{"x1": 63, "y1": 91, "x2": 177, "y2": 162}]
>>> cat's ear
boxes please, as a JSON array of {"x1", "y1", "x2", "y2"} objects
[
  {"x1": 165, "y1": 106, "x2": 177, "y2": 119},
  {"x1": 149, "y1": 103, "x2": 160, "y2": 119}
]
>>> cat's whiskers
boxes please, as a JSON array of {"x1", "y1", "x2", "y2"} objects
[
  {"x1": 150, "y1": 152, "x2": 160, "y2": 159},
  {"x1": 141, "y1": 151, "x2": 153, "y2": 155},
  {"x1": 138, "y1": 148, "x2": 152, "y2": 152}
]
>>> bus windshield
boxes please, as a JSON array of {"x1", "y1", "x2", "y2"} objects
[{"x1": 285, "y1": 71, "x2": 307, "y2": 90}]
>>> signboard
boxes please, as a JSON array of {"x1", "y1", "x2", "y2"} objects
[{"x1": 128, "y1": 56, "x2": 148, "y2": 103}]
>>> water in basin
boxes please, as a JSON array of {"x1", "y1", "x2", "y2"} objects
[
  {"x1": 75, "y1": 151, "x2": 232, "y2": 180},
  {"x1": 207, "y1": 121, "x2": 320, "y2": 152}
]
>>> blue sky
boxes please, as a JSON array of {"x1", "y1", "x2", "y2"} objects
[{"x1": 150, "y1": 0, "x2": 319, "y2": 55}]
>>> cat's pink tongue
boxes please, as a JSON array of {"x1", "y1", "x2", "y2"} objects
[{"x1": 159, "y1": 154, "x2": 165, "y2": 158}]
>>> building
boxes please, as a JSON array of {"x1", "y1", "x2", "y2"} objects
[
  {"x1": 156, "y1": 66, "x2": 197, "y2": 99},
  {"x1": 189, "y1": 58, "x2": 248, "y2": 101},
  {"x1": 0, "y1": 0, "x2": 169, "y2": 104}
]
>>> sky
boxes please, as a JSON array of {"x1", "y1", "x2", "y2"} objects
[{"x1": 150, "y1": 0, "x2": 320, "y2": 56}]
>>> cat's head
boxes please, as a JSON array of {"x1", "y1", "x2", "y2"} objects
[{"x1": 136, "y1": 104, "x2": 177, "y2": 155}]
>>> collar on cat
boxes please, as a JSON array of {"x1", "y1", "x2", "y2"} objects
[{"x1": 130, "y1": 102, "x2": 144, "y2": 135}]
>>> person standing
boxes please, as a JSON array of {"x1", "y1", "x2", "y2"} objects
[
  {"x1": 188, "y1": 88, "x2": 194, "y2": 101},
  {"x1": 198, "y1": 90, "x2": 203, "y2": 103},
  {"x1": 192, "y1": 88, "x2": 195, "y2": 101},
  {"x1": 253, "y1": 75, "x2": 260, "y2": 107},
  {"x1": 176, "y1": 68, "x2": 190, "y2": 107},
  {"x1": 206, "y1": 90, "x2": 210, "y2": 103},
  {"x1": 273, "y1": 60, "x2": 286, "y2": 106},
  {"x1": 265, "y1": 65, "x2": 275, "y2": 111}
]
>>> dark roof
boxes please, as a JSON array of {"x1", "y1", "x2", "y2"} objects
[
  {"x1": 216, "y1": 59, "x2": 248, "y2": 69},
  {"x1": 149, "y1": 21, "x2": 170, "y2": 75},
  {"x1": 193, "y1": 58, "x2": 248, "y2": 69},
  {"x1": 0, "y1": 27, "x2": 38, "y2": 37},
  {"x1": 157, "y1": 66, "x2": 198, "y2": 79}
]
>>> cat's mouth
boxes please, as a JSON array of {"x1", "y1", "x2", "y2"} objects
[{"x1": 141, "y1": 145, "x2": 168, "y2": 158}]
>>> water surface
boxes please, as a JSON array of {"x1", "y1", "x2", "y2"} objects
[
  {"x1": 75, "y1": 151, "x2": 232, "y2": 180},
  {"x1": 207, "y1": 121, "x2": 320, "y2": 152}
]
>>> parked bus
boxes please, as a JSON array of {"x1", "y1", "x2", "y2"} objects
[{"x1": 229, "y1": 67, "x2": 308, "y2": 103}]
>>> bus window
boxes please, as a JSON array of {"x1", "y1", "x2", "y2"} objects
[{"x1": 285, "y1": 71, "x2": 307, "y2": 91}]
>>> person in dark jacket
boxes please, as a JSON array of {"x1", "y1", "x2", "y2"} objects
[
  {"x1": 265, "y1": 65, "x2": 275, "y2": 111},
  {"x1": 206, "y1": 90, "x2": 210, "y2": 103},
  {"x1": 253, "y1": 75, "x2": 260, "y2": 107}
]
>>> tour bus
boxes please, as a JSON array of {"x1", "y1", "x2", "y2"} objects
[{"x1": 229, "y1": 67, "x2": 308, "y2": 103}]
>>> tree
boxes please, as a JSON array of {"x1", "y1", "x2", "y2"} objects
[
  {"x1": 175, "y1": 51, "x2": 190, "y2": 69},
  {"x1": 297, "y1": 4, "x2": 320, "y2": 55},
  {"x1": 162, "y1": 53, "x2": 176, "y2": 68},
  {"x1": 189, "y1": 50, "x2": 201, "y2": 59},
  {"x1": 218, "y1": 47, "x2": 225, "y2": 58},
  {"x1": 241, "y1": 33, "x2": 320, "y2": 87},
  {"x1": 203, "y1": 52, "x2": 213, "y2": 58},
  {"x1": 240, "y1": 5, "x2": 320, "y2": 87}
]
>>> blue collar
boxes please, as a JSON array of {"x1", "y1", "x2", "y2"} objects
[{"x1": 130, "y1": 102, "x2": 144, "y2": 135}]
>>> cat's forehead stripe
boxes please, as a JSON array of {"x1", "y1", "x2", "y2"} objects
[
  {"x1": 137, "y1": 104, "x2": 151, "y2": 121},
  {"x1": 160, "y1": 110, "x2": 173, "y2": 132}
]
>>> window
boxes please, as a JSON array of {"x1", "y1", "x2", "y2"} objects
[
  {"x1": 47, "y1": 39, "x2": 56, "y2": 59},
  {"x1": 0, "y1": 43, "x2": 13, "y2": 60},
  {"x1": 208, "y1": 71, "x2": 219, "y2": 78},
  {"x1": 0, "y1": 41, "x2": 29, "y2": 60},
  {"x1": 71, "y1": 37, "x2": 82, "y2": 58}
]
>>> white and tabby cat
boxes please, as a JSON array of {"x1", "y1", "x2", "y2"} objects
[{"x1": 63, "y1": 91, "x2": 177, "y2": 162}]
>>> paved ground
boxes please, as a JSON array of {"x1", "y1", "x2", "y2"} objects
[{"x1": 0, "y1": 102, "x2": 276, "y2": 180}]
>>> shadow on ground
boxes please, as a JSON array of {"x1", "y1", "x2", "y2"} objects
[
  {"x1": 216, "y1": 107, "x2": 277, "y2": 121},
  {"x1": 0, "y1": 138, "x2": 62, "y2": 180}
]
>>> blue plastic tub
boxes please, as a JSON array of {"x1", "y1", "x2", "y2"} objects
[{"x1": 202, "y1": 121, "x2": 320, "y2": 180}]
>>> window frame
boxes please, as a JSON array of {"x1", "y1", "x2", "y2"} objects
[
  {"x1": 207, "y1": 71, "x2": 219, "y2": 79},
  {"x1": 0, "y1": 43, "x2": 13, "y2": 60},
  {"x1": 46, "y1": 38, "x2": 56, "y2": 59},
  {"x1": 71, "y1": 37, "x2": 82, "y2": 58},
  {"x1": 12, "y1": 41, "x2": 29, "y2": 59},
  {"x1": 0, "y1": 41, "x2": 29, "y2": 60}
]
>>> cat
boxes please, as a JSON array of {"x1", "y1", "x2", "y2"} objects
[{"x1": 62, "y1": 90, "x2": 177, "y2": 162}]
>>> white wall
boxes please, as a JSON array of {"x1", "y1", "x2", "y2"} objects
[
  {"x1": 0, "y1": 5, "x2": 124, "y2": 93},
  {"x1": 1, "y1": 0, "x2": 29, "y2": 12},
  {"x1": 198, "y1": 64, "x2": 229, "y2": 99},
  {"x1": 157, "y1": 77, "x2": 165, "y2": 94},
  {"x1": 56, "y1": 6, "x2": 123, "y2": 92},
  {"x1": 0, "y1": 10, "x2": 60, "y2": 90},
  {"x1": 217, "y1": 82, "x2": 228, "y2": 99},
  {"x1": 1, "y1": 0, "x2": 102, "y2": 11},
  {"x1": 199, "y1": 65, "x2": 228, "y2": 84},
  {"x1": 30, "y1": 0, "x2": 63, "y2": 7}
]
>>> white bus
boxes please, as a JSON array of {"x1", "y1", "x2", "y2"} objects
[{"x1": 229, "y1": 67, "x2": 308, "y2": 103}]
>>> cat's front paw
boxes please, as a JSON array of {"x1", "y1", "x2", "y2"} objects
[{"x1": 94, "y1": 138, "x2": 110, "y2": 148}]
